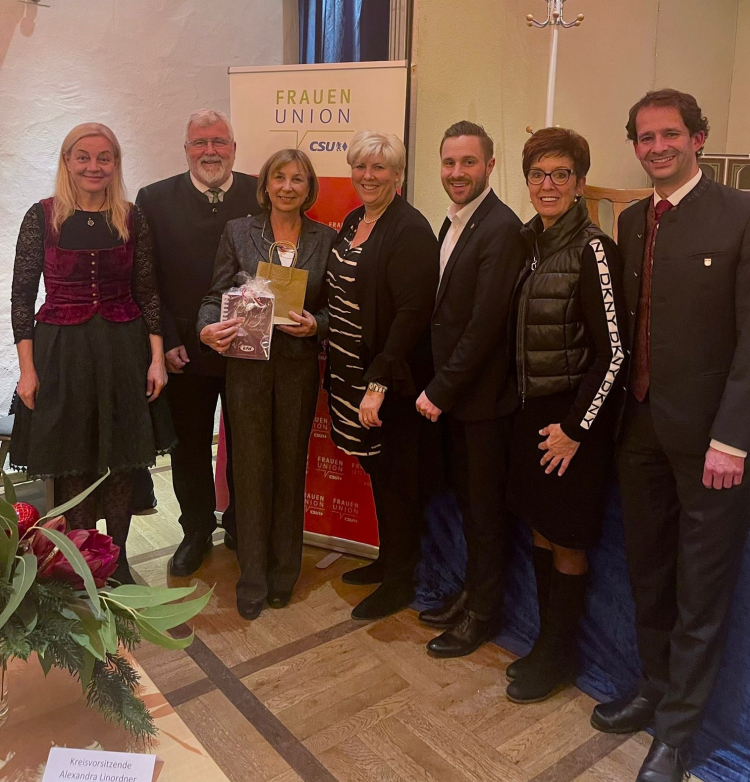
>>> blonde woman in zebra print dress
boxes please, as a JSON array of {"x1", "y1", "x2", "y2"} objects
[{"x1": 326, "y1": 131, "x2": 440, "y2": 621}]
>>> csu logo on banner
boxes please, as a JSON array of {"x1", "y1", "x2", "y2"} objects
[
  {"x1": 332, "y1": 497, "x2": 359, "y2": 523},
  {"x1": 317, "y1": 455, "x2": 344, "y2": 480},
  {"x1": 305, "y1": 492, "x2": 325, "y2": 516},
  {"x1": 312, "y1": 414, "x2": 329, "y2": 438},
  {"x1": 309, "y1": 141, "x2": 348, "y2": 153}
]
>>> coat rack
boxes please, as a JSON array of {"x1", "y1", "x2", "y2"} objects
[{"x1": 526, "y1": 1, "x2": 584, "y2": 127}]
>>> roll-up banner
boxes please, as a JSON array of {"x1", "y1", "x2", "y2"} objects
[{"x1": 217, "y1": 61, "x2": 409, "y2": 557}]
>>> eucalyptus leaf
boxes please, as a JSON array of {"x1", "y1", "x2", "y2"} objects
[
  {"x1": 0, "y1": 515, "x2": 18, "y2": 584},
  {"x1": 71, "y1": 617, "x2": 107, "y2": 661},
  {"x1": 38, "y1": 470, "x2": 109, "y2": 523},
  {"x1": 79, "y1": 649, "x2": 97, "y2": 692},
  {"x1": 38, "y1": 651, "x2": 53, "y2": 676},
  {"x1": 102, "y1": 608, "x2": 118, "y2": 655},
  {"x1": 0, "y1": 553, "x2": 37, "y2": 630},
  {"x1": 104, "y1": 584, "x2": 197, "y2": 610},
  {"x1": 36, "y1": 528, "x2": 102, "y2": 617},
  {"x1": 0, "y1": 494, "x2": 17, "y2": 524},
  {"x1": 2, "y1": 472, "x2": 17, "y2": 505},
  {"x1": 137, "y1": 588, "x2": 213, "y2": 632},
  {"x1": 134, "y1": 614, "x2": 194, "y2": 650}
]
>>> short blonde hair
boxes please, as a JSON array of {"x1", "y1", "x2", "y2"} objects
[
  {"x1": 53, "y1": 123, "x2": 130, "y2": 241},
  {"x1": 257, "y1": 148, "x2": 320, "y2": 213},
  {"x1": 346, "y1": 131, "x2": 406, "y2": 187}
]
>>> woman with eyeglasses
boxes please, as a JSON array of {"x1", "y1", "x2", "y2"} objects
[
  {"x1": 197, "y1": 148, "x2": 335, "y2": 620},
  {"x1": 504, "y1": 128, "x2": 626, "y2": 703}
]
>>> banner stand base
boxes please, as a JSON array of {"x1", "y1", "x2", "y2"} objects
[{"x1": 303, "y1": 531, "x2": 378, "y2": 561}]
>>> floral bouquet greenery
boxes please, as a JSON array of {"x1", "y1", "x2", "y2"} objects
[{"x1": 0, "y1": 472, "x2": 212, "y2": 740}]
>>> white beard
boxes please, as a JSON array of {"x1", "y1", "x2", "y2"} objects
[{"x1": 193, "y1": 156, "x2": 232, "y2": 187}]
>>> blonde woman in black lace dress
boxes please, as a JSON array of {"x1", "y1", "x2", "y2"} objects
[{"x1": 10, "y1": 123, "x2": 174, "y2": 583}]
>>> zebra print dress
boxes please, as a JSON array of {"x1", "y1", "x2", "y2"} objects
[{"x1": 326, "y1": 225, "x2": 382, "y2": 458}]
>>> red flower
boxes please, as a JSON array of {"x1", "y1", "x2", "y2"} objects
[
  {"x1": 13, "y1": 502, "x2": 40, "y2": 536},
  {"x1": 37, "y1": 528, "x2": 120, "y2": 589}
]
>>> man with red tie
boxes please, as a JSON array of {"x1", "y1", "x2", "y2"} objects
[{"x1": 591, "y1": 89, "x2": 750, "y2": 782}]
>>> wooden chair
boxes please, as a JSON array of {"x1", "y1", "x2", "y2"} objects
[{"x1": 584, "y1": 185, "x2": 652, "y2": 241}]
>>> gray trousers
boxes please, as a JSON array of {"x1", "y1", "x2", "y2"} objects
[{"x1": 226, "y1": 353, "x2": 320, "y2": 603}]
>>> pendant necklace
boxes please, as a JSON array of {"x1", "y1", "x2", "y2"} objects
[{"x1": 76, "y1": 196, "x2": 107, "y2": 226}]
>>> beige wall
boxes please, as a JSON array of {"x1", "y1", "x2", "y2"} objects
[
  {"x1": 411, "y1": 0, "x2": 741, "y2": 229},
  {"x1": 727, "y1": 0, "x2": 750, "y2": 151}
]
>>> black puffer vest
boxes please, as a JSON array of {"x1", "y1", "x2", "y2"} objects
[{"x1": 516, "y1": 197, "x2": 609, "y2": 400}]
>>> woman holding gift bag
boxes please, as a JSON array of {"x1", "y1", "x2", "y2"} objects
[
  {"x1": 198, "y1": 148, "x2": 335, "y2": 620},
  {"x1": 10, "y1": 122, "x2": 175, "y2": 585}
]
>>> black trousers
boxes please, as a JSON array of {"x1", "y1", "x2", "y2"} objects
[
  {"x1": 617, "y1": 397, "x2": 750, "y2": 747},
  {"x1": 227, "y1": 354, "x2": 320, "y2": 603},
  {"x1": 444, "y1": 414, "x2": 512, "y2": 617},
  {"x1": 358, "y1": 395, "x2": 425, "y2": 587},
  {"x1": 167, "y1": 372, "x2": 236, "y2": 538}
]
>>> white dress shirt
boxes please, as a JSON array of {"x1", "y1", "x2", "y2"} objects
[
  {"x1": 654, "y1": 170, "x2": 745, "y2": 459},
  {"x1": 439, "y1": 186, "x2": 492, "y2": 280},
  {"x1": 190, "y1": 172, "x2": 234, "y2": 201}
]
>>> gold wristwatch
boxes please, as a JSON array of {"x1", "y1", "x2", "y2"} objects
[{"x1": 367, "y1": 382, "x2": 388, "y2": 394}]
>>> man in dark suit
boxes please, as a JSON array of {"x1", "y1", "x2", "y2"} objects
[
  {"x1": 591, "y1": 90, "x2": 750, "y2": 782},
  {"x1": 136, "y1": 109, "x2": 261, "y2": 576},
  {"x1": 416, "y1": 121, "x2": 525, "y2": 657}
]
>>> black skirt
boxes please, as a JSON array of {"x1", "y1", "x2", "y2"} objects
[
  {"x1": 506, "y1": 389, "x2": 615, "y2": 549},
  {"x1": 11, "y1": 315, "x2": 175, "y2": 479}
]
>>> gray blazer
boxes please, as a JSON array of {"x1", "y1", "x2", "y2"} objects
[{"x1": 198, "y1": 213, "x2": 336, "y2": 360}]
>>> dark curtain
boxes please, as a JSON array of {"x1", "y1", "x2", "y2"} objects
[
  {"x1": 415, "y1": 479, "x2": 750, "y2": 782},
  {"x1": 299, "y1": 0, "x2": 390, "y2": 63}
]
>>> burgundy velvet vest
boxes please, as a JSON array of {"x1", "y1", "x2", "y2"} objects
[{"x1": 36, "y1": 198, "x2": 141, "y2": 327}]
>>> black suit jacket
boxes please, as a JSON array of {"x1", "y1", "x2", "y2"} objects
[
  {"x1": 425, "y1": 190, "x2": 525, "y2": 421},
  {"x1": 197, "y1": 213, "x2": 335, "y2": 361},
  {"x1": 618, "y1": 175, "x2": 750, "y2": 454},
  {"x1": 136, "y1": 171, "x2": 260, "y2": 376}
]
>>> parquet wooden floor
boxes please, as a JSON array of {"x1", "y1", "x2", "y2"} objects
[{"x1": 103, "y1": 460, "x2": 698, "y2": 782}]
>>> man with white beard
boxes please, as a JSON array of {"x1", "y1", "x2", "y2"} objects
[{"x1": 136, "y1": 109, "x2": 261, "y2": 576}]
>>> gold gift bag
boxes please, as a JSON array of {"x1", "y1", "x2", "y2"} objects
[{"x1": 256, "y1": 241, "x2": 309, "y2": 326}]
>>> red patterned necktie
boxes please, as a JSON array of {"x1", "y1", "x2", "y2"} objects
[{"x1": 631, "y1": 199, "x2": 674, "y2": 402}]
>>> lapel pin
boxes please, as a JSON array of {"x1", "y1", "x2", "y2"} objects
[
  {"x1": 704, "y1": 258, "x2": 712, "y2": 266},
  {"x1": 470, "y1": 223, "x2": 475, "y2": 230}
]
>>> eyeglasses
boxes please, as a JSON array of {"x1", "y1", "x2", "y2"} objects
[
  {"x1": 526, "y1": 168, "x2": 574, "y2": 185},
  {"x1": 186, "y1": 137, "x2": 231, "y2": 149}
]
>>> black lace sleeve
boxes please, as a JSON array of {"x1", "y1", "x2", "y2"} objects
[
  {"x1": 131, "y1": 204, "x2": 161, "y2": 335},
  {"x1": 11, "y1": 205, "x2": 45, "y2": 343}
]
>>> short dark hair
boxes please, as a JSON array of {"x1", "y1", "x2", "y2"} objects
[
  {"x1": 522, "y1": 127, "x2": 590, "y2": 179},
  {"x1": 257, "y1": 148, "x2": 319, "y2": 212},
  {"x1": 440, "y1": 121, "x2": 494, "y2": 163},
  {"x1": 626, "y1": 89, "x2": 710, "y2": 152}
]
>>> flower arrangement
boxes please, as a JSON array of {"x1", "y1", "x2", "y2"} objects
[{"x1": 0, "y1": 472, "x2": 211, "y2": 740}]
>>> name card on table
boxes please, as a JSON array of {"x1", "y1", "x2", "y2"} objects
[{"x1": 42, "y1": 748, "x2": 162, "y2": 782}]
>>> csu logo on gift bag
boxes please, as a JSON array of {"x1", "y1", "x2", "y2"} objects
[{"x1": 309, "y1": 140, "x2": 348, "y2": 153}]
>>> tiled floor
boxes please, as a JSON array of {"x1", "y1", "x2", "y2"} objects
[{"x1": 16, "y1": 461, "x2": 681, "y2": 782}]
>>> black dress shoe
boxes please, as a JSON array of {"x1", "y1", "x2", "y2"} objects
[
  {"x1": 237, "y1": 598, "x2": 264, "y2": 620},
  {"x1": 505, "y1": 658, "x2": 571, "y2": 703},
  {"x1": 636, "y1": 739, "x2": 685, "y2": 782},
  {"x1": 418, "y1": 590, "x2": 469, "y2": 628},
  {"x1": 342, "y1": 560, "x2": 385, "y2": 585},
  {"x1": 169, "y1": 534, "x2": 213, "y2": 577},
  {"x1": 426, "y1": 611, "x2": 499, "y2": 658},
  {"x1": 223, "y1": 529, "x2": 237, "y2": 551},
  {"x1": 267, "y1": 593, "x2": 292, "y2": 609},
  {"x1": 591, "y1": 694, "x2": 656, "y2": 734},
  {"x1": 351, "y1": 582, "x2": 414, "y2": 620}
]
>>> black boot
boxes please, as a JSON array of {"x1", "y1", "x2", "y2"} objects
[
  {"x1": 505, "y1": 569, "x2": 588, "y2": 703},
  {"x1": 418, "y1": 589, "x2": 469, "y2": 628},
  {"x1": 506, "y1": 546, "x2": 553, "y2": 680},
  {"x1": 111, "y1": 550, "x2": 136, "y2": 585},
  {"x1": 342, "y1": 558, "x2": 385, "y2": 585},
  {"x1": 351, "y1": 580, "x2": 414, "y2": 620}
]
